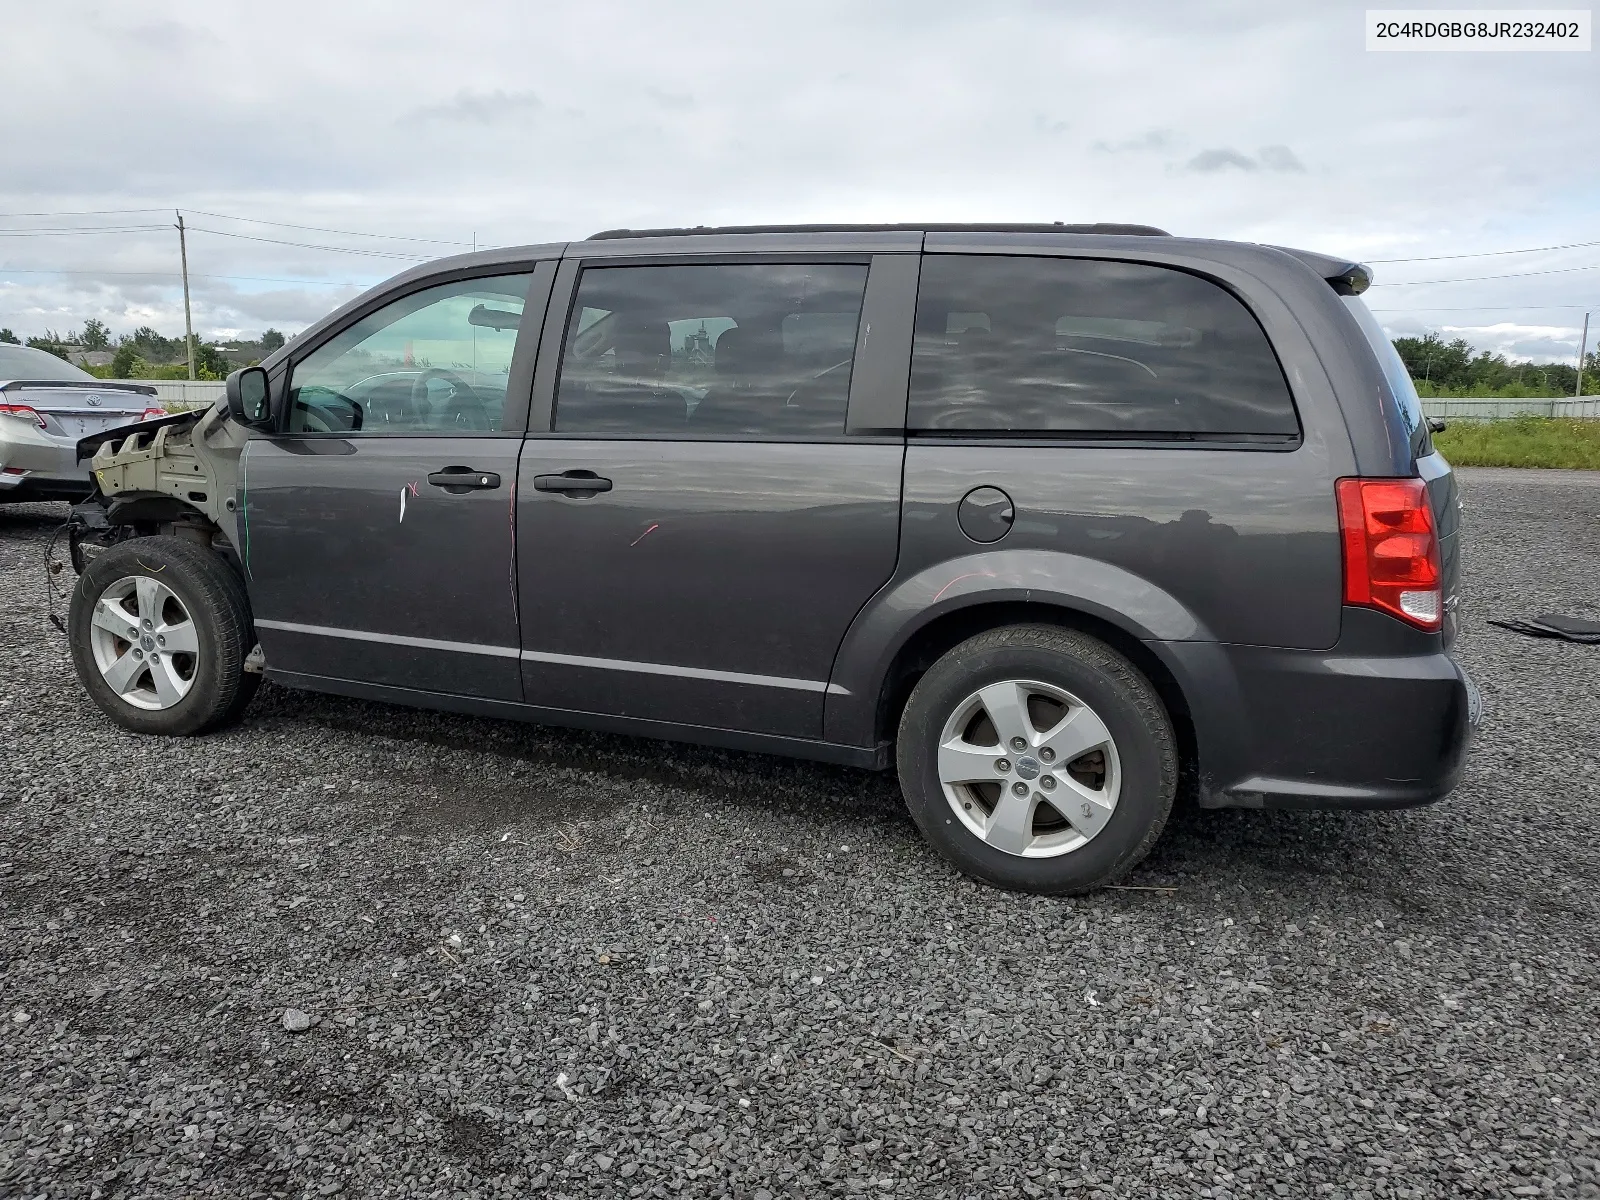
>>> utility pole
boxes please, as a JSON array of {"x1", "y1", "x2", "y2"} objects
[
  {"x1": 176, "y1": 210, "x2": 195, "y2": 381},
  {"x1": 1576, "y1": 311, "x2": 1590, "y2": 402}
]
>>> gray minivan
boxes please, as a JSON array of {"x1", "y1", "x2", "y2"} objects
[{"x1": 66, "y1": 223, "x2": 1476, "y2": 894}]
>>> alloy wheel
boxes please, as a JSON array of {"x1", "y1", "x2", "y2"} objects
[
  {"x1": 935, "y1": 678, "x2": 1121, "y2": 858},
  {"x1": 87, "y1": 575, "x2": 200, "y2": 711}
]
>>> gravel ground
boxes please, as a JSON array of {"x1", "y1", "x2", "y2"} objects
[{"x1": 2, "y1": 467, "x2": 1598, "y2": 1200}]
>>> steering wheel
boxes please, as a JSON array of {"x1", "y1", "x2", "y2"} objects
[{"x1": 409, "y1": 367, "x2": 492, "y2": 431}]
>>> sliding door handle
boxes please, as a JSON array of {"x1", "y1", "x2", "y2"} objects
[{"x1": 533, "y1": 471, "x2": 613, "y2": 496}]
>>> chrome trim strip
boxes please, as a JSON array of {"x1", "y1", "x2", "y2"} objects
[
  {"x1": 520, "y1": 647, "x2": 845, "y2": 694},
  {"x1": 253, "y1": 619, "x2": 521, "y2": 659},
  {"x1": 253, "y1": 620, "x2": 847, "y2": 694}
]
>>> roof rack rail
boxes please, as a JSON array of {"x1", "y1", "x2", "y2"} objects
[{"x1": 586, "y1": 222, "x2": 1171, "y2": 241}]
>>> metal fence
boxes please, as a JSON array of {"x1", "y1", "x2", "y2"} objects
[
  {"x1": 1420, "y1": 397, "x2": 1598, "y2": 422},
  {"x1": 103, "y1": 379, "x2": 1596, "y2": 423},
  {"x1": 103, "y1": 380, "x2": 227, "y2": 409}
]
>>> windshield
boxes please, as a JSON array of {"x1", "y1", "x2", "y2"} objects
[{"x1": 0, "y1": 344, "x2": 99, "y2": 383}]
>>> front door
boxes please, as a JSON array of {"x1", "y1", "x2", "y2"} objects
[
  {"x1": 243, "y1": 269, "x2": 544, "y2": 700},
  {"x1": 516, "y1": 258, "x2": 906, "y2": 739}
]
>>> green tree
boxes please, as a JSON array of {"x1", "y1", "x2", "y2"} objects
[
  {"x1": 80, "y1": 318, "x2": 111, "y2": 351},
  {"x1": 260, "y1": 328, "x2": 285, "y2": 353},
  {"x1": 1393, "y1": 333, "x2": 1474, "y2": 389},
  {"x1": 129, "y1": 326, "x2": 184, "y2": 362},
  {"x1": 1392, "y1": 330, "x2": 1587, "y2": 398},
  {"x1": 195, "y1": 343, "x2": 231, "y2": 380},
  {"x1": 25, "y1": 335, "x2": 70, "y2": 361},
  {"x1": 111, "y1": 343, "x2": 141, "y2": 377},
  {"x1": 0, "y1": 328, "x2": 18, "y2": 344}
]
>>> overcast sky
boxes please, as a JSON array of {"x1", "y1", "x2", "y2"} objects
[{"x1": 1, "y1": 0, "x2": 1596, "y2": 362}]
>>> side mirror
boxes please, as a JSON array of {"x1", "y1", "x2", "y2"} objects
[
  {"x1": 225, "y1": 366, "x2": 273, "y2": 428},
  {"x1": 1427, "y1": 417, "x2": 1447, "y2": 434}
]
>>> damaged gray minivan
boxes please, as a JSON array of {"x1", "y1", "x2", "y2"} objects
[{"x1": 65, "y1": 223, "x2": 1477, "y2": 894}]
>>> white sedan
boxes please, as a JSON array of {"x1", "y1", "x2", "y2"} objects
[{"x1": 0, "y1": 345, "x2": 165, "y2": 503}]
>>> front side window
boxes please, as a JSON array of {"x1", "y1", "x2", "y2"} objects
[
  {"x1": 552, "y1": 263, "x2": 868, "y2": 437},
  {"x1": 287, "y1": 273, "x2": 534, "y2": 434},
  {"x1": 909, "y1": 256, "x2": 1299, "y2": 438}
]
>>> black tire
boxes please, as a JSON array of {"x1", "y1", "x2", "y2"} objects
[
  {"x1": 896, "y1": 624, "x2": 1177, "y2": 895},
  {"x1": 68, "y1": 534, "x2": 258, "y2": 736}
]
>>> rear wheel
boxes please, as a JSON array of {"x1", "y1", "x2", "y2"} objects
[
  {"x1": 896, "y1": 624, "x2": 1177, "y2": 894},
  {"x1": 69, "y1": 535, "x2": 257, "y2": 736}
]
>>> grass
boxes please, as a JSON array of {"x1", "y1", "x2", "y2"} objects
[{"x1": 1434, "y1": 416, "x2": 1600, "y2": 470}]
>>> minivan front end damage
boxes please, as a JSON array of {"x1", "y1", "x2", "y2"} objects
[{"x1": 68, "y1": 403, "x2": 249, "y2": 573}]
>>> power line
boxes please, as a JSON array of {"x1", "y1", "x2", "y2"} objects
[
  {"x1": 0, "y1": 205, "x2": 475, "y2": 246},
  {"x1": 0, "y1": 225, "x2": 171, "y2": 236},
  {"x1": 185, "y1": 226, "x2": 431, "y2": 260},
  {"x1": 0, "y1": 268, "x2": 371, "y2": 286},
  {"x1": 1368, "y1": 237, "x2": 1600, "y2": 263},
  {"x1": 1371, "y1": 263, "x2": 1600, "y2": 286},
  {"x1": 0, "y1": 207, "x2": 169, "y2": 218},
  {"x1": 0, "y1": 207, "x2": 477, "y2": 266},
  {"x1": 183, "y1": 208, "x2": 475, "y2": 247}
]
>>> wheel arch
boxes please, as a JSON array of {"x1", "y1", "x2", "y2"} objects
[
  {"x1": 864, "y1": 599, "x2": 1198, "y2": 797},
  {"x1": 71, "y1": 492, "x2": 247, "y2": 591}
]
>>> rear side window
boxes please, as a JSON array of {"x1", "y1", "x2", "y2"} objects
[{"x1": 909, "y1": 256, "x2": 1299, "y2": 438}]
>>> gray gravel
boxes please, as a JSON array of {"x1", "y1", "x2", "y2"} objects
[{"x1": 2, "y1": 467, "x2": 1598, "y2": 1199}]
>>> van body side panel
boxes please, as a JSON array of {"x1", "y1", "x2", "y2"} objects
[{"x1": 902, "y1": 444, "x2": 1343, "y2": 646}]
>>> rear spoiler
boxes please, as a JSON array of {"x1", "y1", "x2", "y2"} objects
[
  {"x1": 1272, "y1": 246, "x2": 1373, "y2": 296},
  {"x1": 0, "y1": 379, "x2": 160, "y2": 395}
]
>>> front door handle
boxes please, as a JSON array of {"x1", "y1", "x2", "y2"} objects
[
  {"x1": 428, "y1": 467, "x2": 501, "y2": 493},
  {"x1": 533, "y1": 471, "x2": 613, "y2": 496}
]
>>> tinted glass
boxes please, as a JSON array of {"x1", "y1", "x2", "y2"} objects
[
  {"x1": 1343, "y1": 295, "x2": 1425, "y2": 447},
  {"x1": 553, "y1": 263, "x2": 868, "y2": 437},
  {"x1": 0, "y1": 344, "x2": 98, "y2": 383},
  {"x1": 909, "y1": 256, "x2": 1298, "y2": 437},
  {"x1": 287, "y1": 273, "x2": 533, "y2": 434}
]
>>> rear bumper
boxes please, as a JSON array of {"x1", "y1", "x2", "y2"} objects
[
  {"x1": 0, "y1": 473, "x2": 94, "y2": 501},
  {"x1": 1156, "y1": 608, "x2": 1477, "y2": 811},
  {"x1": 0, "y1": 424, "x2": 89, "y2": 480}
]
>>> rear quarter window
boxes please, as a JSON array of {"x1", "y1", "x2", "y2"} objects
[
  {"x1": 909, "y1": 255, "x2": 1299, "y2": 438},
  {"x1": 1342, "y1": 295, "x2": 1428, "y2": 450}
]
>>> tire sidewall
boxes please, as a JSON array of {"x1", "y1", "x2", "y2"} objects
[
  {"x1": 69, "y1": 538, "x2": 243, "y2": 736},
  {"x1": 899, "y1": 634, "x2": 1174, "y2": 893}
]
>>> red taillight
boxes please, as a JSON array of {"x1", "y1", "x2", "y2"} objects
[
  {"x1": 0, "y1": 403, "x2": 47, "y2": 429},
  {"x1": 1336, "y1": 477, "x2": 1442, "y2": 632},
  {"x1": 140, "y1": 407, "x2": 167, "y2": 420}
]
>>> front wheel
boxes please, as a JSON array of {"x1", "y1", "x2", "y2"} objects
[
  {"x1": 68, "y1": 535, "x2": 258, "y2": 736},
  {"x1": 896, "y1": 625, "x2": 1177, "y2": 894}
]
